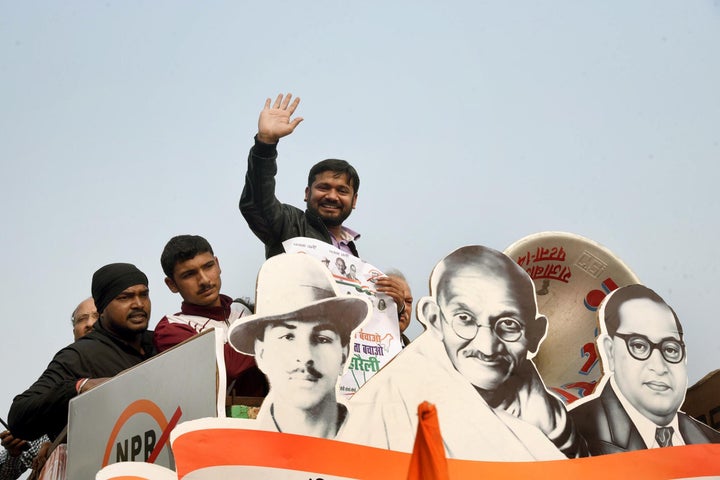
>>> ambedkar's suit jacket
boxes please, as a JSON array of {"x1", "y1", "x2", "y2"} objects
[{"x1": 569, "y1": 383, "x2": 720, "y2": 455}]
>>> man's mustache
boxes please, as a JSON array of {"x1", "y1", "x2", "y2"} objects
[
  {"x1": 289, "y1": 364, "x2": 323, "y2": 379},
  {"x1": 198, "y1": 284, "x2": 216, "y2": 294},
  {"x1": 462, "y1": 349, "x2": 509, "y2": 364}
]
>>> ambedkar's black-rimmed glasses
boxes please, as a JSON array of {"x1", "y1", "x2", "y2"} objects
[{"x1": 614, "y1": 332, "x2": 685, "y2": 364}]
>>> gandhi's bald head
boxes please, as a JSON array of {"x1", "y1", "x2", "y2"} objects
[{"x1": 430, "y1": 245, "x2": 539, "y2": 317}]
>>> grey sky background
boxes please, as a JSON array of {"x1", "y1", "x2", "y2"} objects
[{"x1": 2, "y1": 0, "x2": 719, "y2": 431}]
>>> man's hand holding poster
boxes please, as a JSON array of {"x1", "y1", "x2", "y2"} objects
[{"x1": 282, "y1": 237, "x2": 403, "y2": 398}]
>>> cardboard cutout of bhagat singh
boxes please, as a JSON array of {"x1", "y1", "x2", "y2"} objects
[
  {"x1": 343, "y1": 245, "x2": 587, "y2": 461},
  {"x1": 228, "y1": 254, "x2": 371, "y2": 439},
  {"x1": 569, "y1": 284, "x2": 720, "y2": 455}
]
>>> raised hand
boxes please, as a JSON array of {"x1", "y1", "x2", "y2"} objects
[{"x1": 257, "y1": 93, "x2": 304, "y2": 144}]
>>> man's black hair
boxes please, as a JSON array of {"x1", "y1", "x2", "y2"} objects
[
  {"x1": 161, "y1": 235, "x2": 214, "y2": 278},
  {"x1": 307, "y1": 159, "x2": 360, "y2": 194},
  {"x1": 602, "y1": 284, "x2": 683, "y2": 338}
]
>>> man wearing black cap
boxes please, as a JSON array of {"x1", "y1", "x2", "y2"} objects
[{"x1": 8, "y1": 263, "x2": 156, "y2": 442}]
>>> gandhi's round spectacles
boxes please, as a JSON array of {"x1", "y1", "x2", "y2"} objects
[
  {"x1": 447, "y1": 313, "x2": 524, "y2": 342},
  {"x1": 614, "y1": 332, "x2": 685, "y2": 364}
]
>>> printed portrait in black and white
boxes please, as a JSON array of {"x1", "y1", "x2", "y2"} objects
[
  {"x1": 569, "y1": 284, "x2": 720, "y2": 454},
  {"x1": 343, "y1": 245, "x2": 587, "y2": 460},
  {"x1": 229, "y1": 254, "x2": 371, "y2": 439}
]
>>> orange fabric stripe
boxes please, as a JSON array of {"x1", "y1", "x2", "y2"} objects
[{"x1": 171, "y1": 428, "x2": 720, "y2": 479}]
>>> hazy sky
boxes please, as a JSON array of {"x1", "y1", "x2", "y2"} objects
[{"x1": 2, "y1": 1, "x2": 719, "y2": 430}]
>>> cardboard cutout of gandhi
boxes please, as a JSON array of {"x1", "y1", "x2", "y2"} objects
[
  {"x1": 568, "y1": 284, "x2": 720, "y2": 454},
  {"x1": 343, "y1": 245, "x2": 588, "y2": 461},
  {"x1": 228, "y1": 253, "x2": 371, "y2": 439}
]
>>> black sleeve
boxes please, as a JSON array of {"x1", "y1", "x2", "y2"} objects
[
  {"x1": 8, "y1": 347, "x2": 85, "y2": 441},
  {"x1": 239, "y1": 137, "x2": 288, "y2": 244}
]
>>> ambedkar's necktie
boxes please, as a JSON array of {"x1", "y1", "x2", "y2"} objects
[{"x1": 655, "y1": 426, "x2": 674, "y2": 447}]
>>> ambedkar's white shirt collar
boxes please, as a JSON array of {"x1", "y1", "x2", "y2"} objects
[{"x1": 610, "y1": 376, "x2": 684, "y2": 448}]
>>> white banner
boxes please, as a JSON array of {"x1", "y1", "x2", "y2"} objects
[
  {"x1": 282, "y1": 237, "x2": 402, "y2": 398},
  {"x1": 68, "y1": 329, "x2": 222, "y2": 479}
]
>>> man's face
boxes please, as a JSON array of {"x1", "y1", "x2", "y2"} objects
[
  {"x1": 73, "y1": 298, "x2": 99, "y2": 340},
  {"x1": 607, "y1": 298, "x2": 687, "y2": 425},
  {"x1": 392, "y1": 275, "x2": 413, "y2": 333},
  {"x1": 255, "y1": 319, "x2": 347, "y2": 411},
  {"x1": 435, "y1": 272, "x2": 536, "y2": 392},
  {"x1": 101, "y1": 284, "x2": 151, "y2": 338},
  {"x1": 165, "y1": 252, "x2": 222, "y2": 307},
  {"x1": 305, "y1": 171, "x2": 357, "y2": 227},
  {"x1": 335, "y1": 258, "x2": 346, "y2": 273}
]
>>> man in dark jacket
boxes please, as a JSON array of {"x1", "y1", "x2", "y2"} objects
[
  {"x1": 240, "y1": 93, "x2": 361, "y2": 259},
  {"x1": 8, "y1": 263, "x2": 156, "y2": 441}
]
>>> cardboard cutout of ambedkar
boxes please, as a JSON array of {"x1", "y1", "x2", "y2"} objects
[
  {"x1": 228, "y1": 253, "x2": 372, "y2": 440},
  {"x1": 568, "y1": 284, "x2": 720, "y2": 455},
  {"x1": 343, "y1": 245, "x2": 588, "y2": 461}
]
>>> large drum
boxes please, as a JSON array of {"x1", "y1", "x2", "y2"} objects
[{"x1": 504, "y1": 232, "x2": 639, "y2": 403}]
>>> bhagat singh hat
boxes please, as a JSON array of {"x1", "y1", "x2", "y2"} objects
[
  {"x1": 228, "y1": 253, "x2": 371, "y2": 355},
  {"x1": 92, "y1": 263, "x2": 149, "y2": 313}
]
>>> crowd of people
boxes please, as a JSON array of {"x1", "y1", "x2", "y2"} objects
[
  {"x1": 3, "y1": 93, "x2": 718, "y2": 478},
  {"x1": 0, "y1": 93, "x2": 410, "y2": 478}
]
